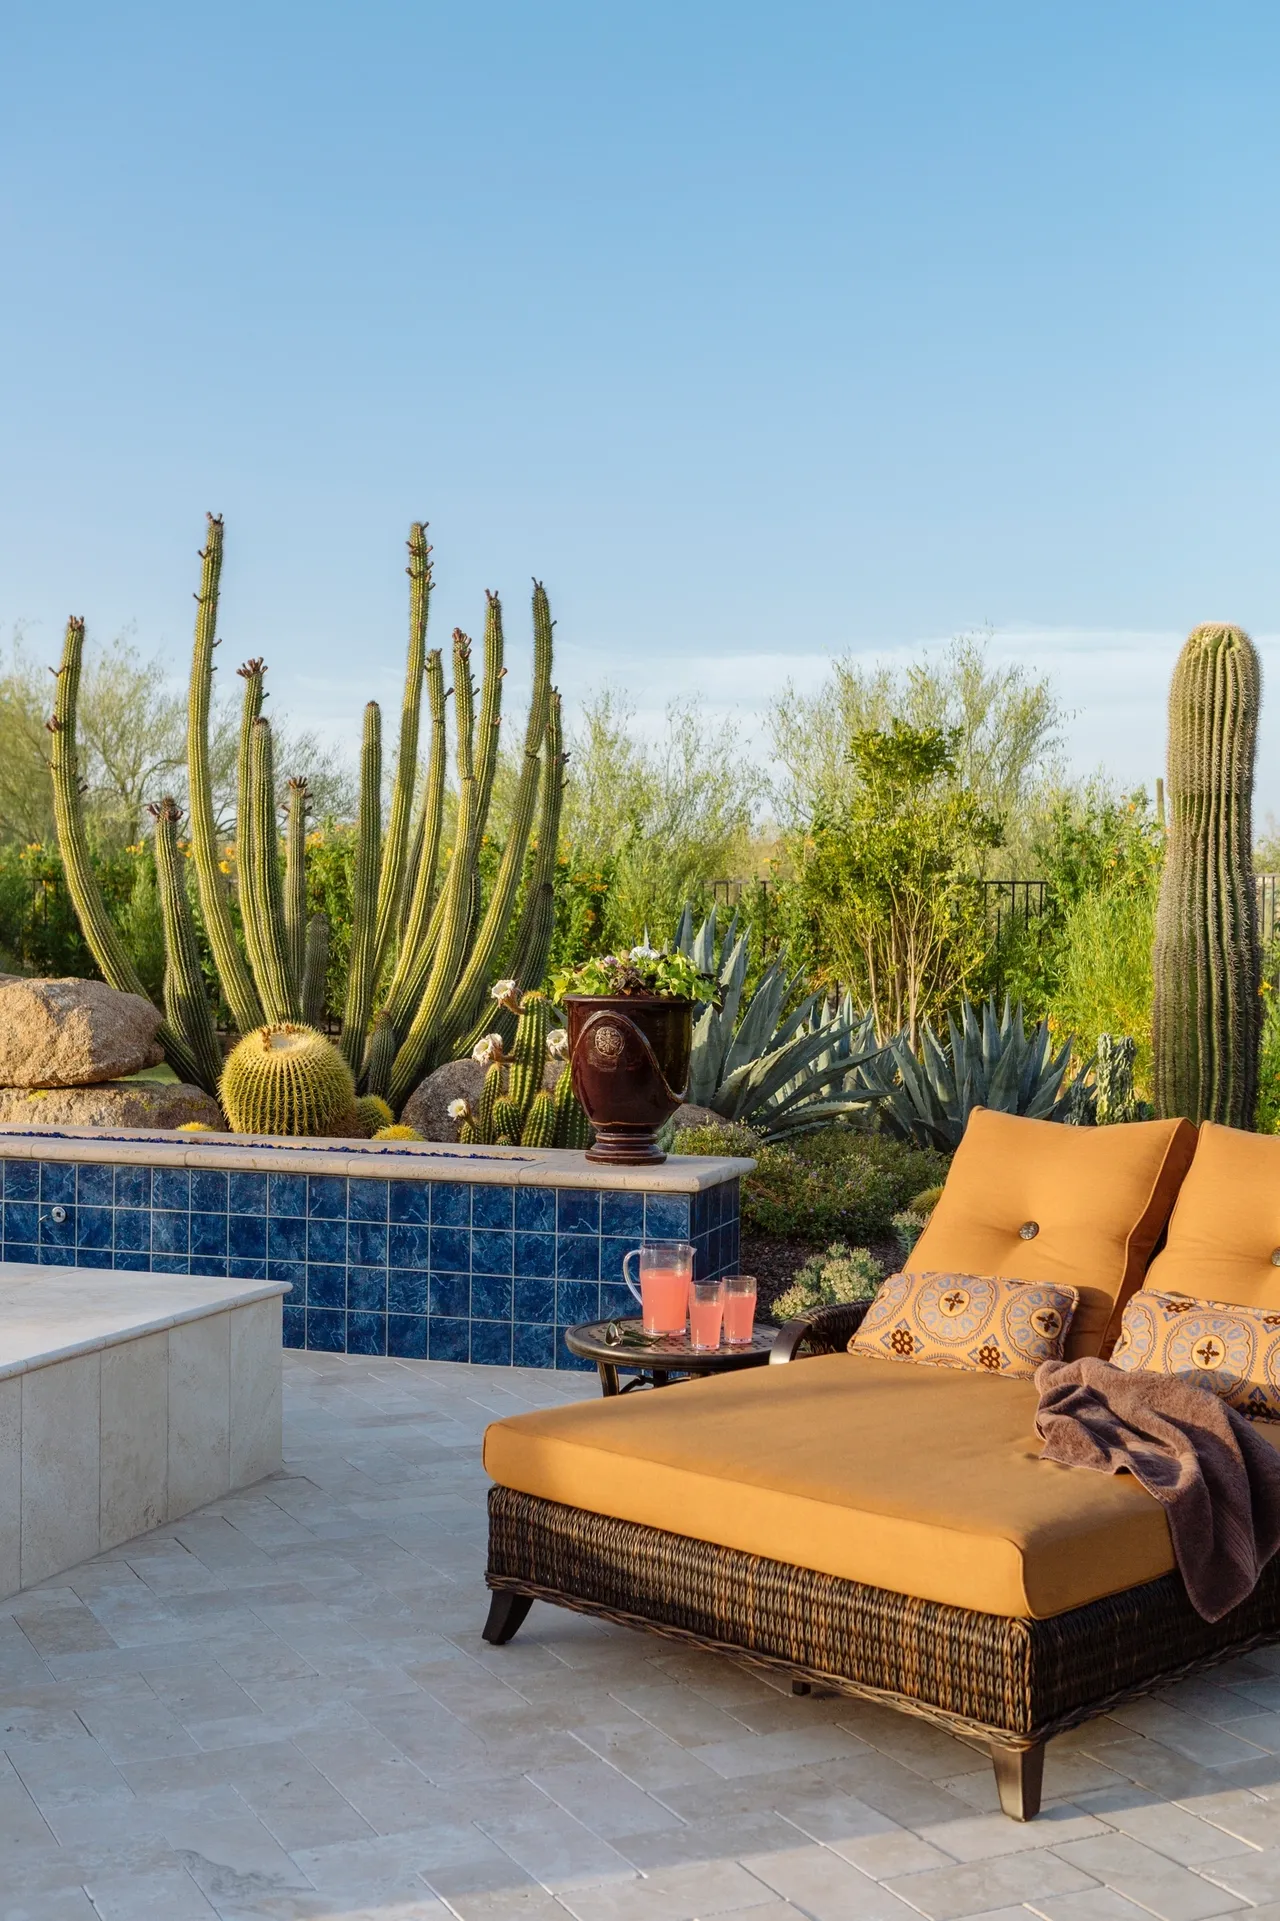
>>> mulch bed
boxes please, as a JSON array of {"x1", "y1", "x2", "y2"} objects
[{"x1": 741, "y1": 1233, "x2": 900, "y2": 1324}]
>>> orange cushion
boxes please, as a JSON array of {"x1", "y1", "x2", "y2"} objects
[
  {"x1": 1143, "y1": 1122, "x2": 1280, "y2": 1310},
  {"x1": 849, "y1": 1270, "x2": 1078, "y2": 1377},
  {"x1": 910, "y1": 1109, "x2": 1197, "y2": 1359},
  {"x1": 1112, "y1": 1289, "x2": 1280, "y2": 1421}
]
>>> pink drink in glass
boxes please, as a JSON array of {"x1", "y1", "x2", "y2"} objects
[
  {"x1": 722, "y1": 1276, "x2": 757, "y2": 1345},
  {"x1": 689, "y1": 1279, "x2": 725, "y2": 1351},
  {"x1": 622, "y1": 1242, "x2": 694, "y2": 1335}
]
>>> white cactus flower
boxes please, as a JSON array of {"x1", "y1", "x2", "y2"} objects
[
  {"x1": 491, "y1": 977, "x2": 519, "y2": 1004},
  {"x1": 546, "y1": 1028, "x2": 570, "y2": 1059},
  {"x1": 446, "y1": 1098, "x2": 471, "y2": 1120},
  {"x1": 472, "y1": 1032, "x2": 505, "y2": 1066}
]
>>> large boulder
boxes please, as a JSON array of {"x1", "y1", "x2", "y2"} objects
[
  {"x1": 0, "y1": 978, "x2": 164, "y2": 1087},
  {"x1": 0, "y1": 1081, "x2": 225, "y2": 1130},
  {"x1": 403, "y1": 1056, "x2": 562, "y2": 1141}
]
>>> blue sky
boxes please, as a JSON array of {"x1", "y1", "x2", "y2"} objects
[{"x1": 2, "y1": 3, "x2": 1278, "y2": 813}]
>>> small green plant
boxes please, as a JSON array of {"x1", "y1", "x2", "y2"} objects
[
  {"x1": 671, "y1": 1121, "x2": 761, "y2": 1158},
  {"x1": 772, "y1": 1242, "x2": 885, "y2": 1323},
  {"x1": 1258, "y1": 979, "x2": 1280, "y2": 1134},
  {"x1": 551, "y1": 945, "x2": 713, "y2": 1002},
  {"x1": 740, "y1": 1128, "x2": 947, "y2": 1244}
]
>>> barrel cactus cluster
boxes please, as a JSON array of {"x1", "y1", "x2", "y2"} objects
[
  {"x1": 48, "y1": 516, "x2": 569, "y2": 1132},
  {"x1": 1153, "y1": 623, "x2": 1263, "y2": 1128},
  {"x1": 452, "y1": 987, "x2": 590, "y2": 1148}
]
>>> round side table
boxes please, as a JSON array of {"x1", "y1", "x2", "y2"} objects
[{"x1": 564, "y1": 1317, "x2": 775, "y2": 1396}]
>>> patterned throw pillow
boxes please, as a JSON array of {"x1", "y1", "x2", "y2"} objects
[
  {"x1": 1111, "y1": 1291, "x2": 1280, "y2": 1421},
  {"x1": 848, "y1": 1270, "x2": 1078, "y2": 1378}
]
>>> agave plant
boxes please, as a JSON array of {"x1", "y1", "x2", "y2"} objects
[
  {"x1": 855, "y1": 993, "x2": 1074, "y2": 1153},
  {"x1": 671, "y1": 907, "x2": 888, "y2": 1140}
]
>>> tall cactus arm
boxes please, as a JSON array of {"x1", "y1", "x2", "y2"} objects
[
  {"x1": 235, "y1": 659, "x2": 265, "y2": 836},
  {"x1": 472, "y1": 589, "x2": 507, "y2": 836},
  {"x1": 340, "y1": 702, "x2": 384, "y2": 1071},
  {"x1": 389, "y1": 630, "x2": 481, "y2": 1107},
  {"x1": 361, "y1": 1009, "x2": 397, "y2": 1102},
  {"x1": 382, "y1": 649, "x2": 448, "y2": 1027},
  {"x1": 240, "y1": 718, "x2": 300, "y2": 1023},
  {"x1": 49, "y1": 619, "x2": 203, "y2": 1083},
  {"x1": 433, "y1": 585, "x2": 555, "y2": 1049},
  {"x1": 150, "y1": 798, "x2": 224, "y2": 1096},
  {"x1": 507, "y1": 691, "x2": 568, "y2": 994},
  {"x1": 186, "y1": 516, "x2": 262, "y2": 1037},
  {"x1": 284, "y1": 777, "x2": 309, "y2": 992},
  {"x1": 302, "y1": 912, "x2": 330, "y2": 1026},
  {"x1": 373, "y1": 524, "x2": 432, "y2": 978}
]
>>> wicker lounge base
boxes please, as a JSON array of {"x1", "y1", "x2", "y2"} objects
[{"x1": 484, "y1": 1482, "x2": 1280, "y2": 1820}]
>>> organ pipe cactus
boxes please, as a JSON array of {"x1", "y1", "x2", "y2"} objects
[
  {"x1": 455, "y1": 990, "x2": 590, "y2": 1147},
  {"x1": 150, "y1": 797, "x2": 224, "y2": 1096},
  {"x1": 49, "y1": 521, "x2": 564, "y2": 1128},
  {"x1": 1153, "y1": 623, "x2": 1263, "y2": 1126}
]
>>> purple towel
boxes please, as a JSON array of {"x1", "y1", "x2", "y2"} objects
[{"x1": 1034, "y1": 1357, "x2": 1280, "y2": 1622}]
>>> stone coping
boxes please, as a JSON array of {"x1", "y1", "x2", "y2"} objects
[
  {"x1": 0, "y1": 1264, "x2": 290, "y2": 1380},
  {"x1": 0, "y1": 1127, "x2": 754, "y2": 1193}
]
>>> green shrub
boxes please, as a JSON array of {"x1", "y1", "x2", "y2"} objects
[
  {"x1": 1258, "y1": 981, "x2": 1280, "y2": 1134},
  {"x1": 1044, "y1": 877, "x2": 1159, "y2": 1098},
  {"x1": 671, "y1": 1122, "x2": 762, "y2": 1159},
  {"x1": 772, "y1": 1242, "x2": 884, "y2": 1323},
  {"x1": 741, "y1": 1127, "x2": 947, "y2": 1243}
]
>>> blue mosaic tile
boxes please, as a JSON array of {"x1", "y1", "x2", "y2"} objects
[
  {"x1": 77, "y1": 1206, "x2": 113, "y2": 1251},
  {"x1": 388, "y1": 1314, "x2": 427, "y2": 1358},
  {"x1": 388, "y1": 1270, "x2": 428, "y2": 1315},
  {"x1": 471, "y1": 1320, "x2": 512, "y2": 1366},
  {"x1": 388, "y1": 1181, "x2": 429, "y2": 1224},
  {"x1": 470, "y1": 1229, "x2": 512, "y2": 1276},
  {"x1": 307, "y1": 1308, "x2": 346, "y2": 1352},
  {"x1": 151, "y1": 1255, "x2": 191, "y2": 1275},
  {"x1": 307, "y1": 1175, "x2": 347, "y2": 1218},
  {"x1": 556, "y1": 1337, "x2": 595, "y2": 1372},
  {"x1": 190, "y1": 1255, "x2": 228, "y2": 1278},
  {"x1": 514, "y1": 1232, "x2": 555, "y2": 1278},
  {"x1": 4, "y1": 1162, "x2": 38, "y2": 1200},
  {"x1": 191, "y1": 1213, "x2": 227, "y2": 1258},
  {"x1": 557, "y1": 1189, "x2": 599, "y2": 1236},
  {"x1": 306, "y1": 1217, "x2": 346, "y2": 1265},
  {"x1": 306, "y1": 1263, "x2": 346, "y2": 1309},
  {"x1": 429, "y1": 1273, "x2": 469, "y2": 1318},
  {"x1": 77, "y1": 1163, "x2": 114, "y2": 1207},
  {"x1": 644, "y1": 1194, "x2": 691, "y2": 1240},
  {"x1": 268, "y1": 1260, "x2": 307, "y2": 1297},
  {"x1": 283, "y1": 1304, "x2": 306, "y2": 1347},
  {"x1": 40, "y1": 1209, "x2": 76, "y2": 1252},
  {"x1": 229, "y1": 1172, "x2": 268, "y2": 1215},
  {"x1": 114, "y1": 1165, "x2": 150, "y2": 1208},
  {"x1": 601, "y1": 1283, "x2": 635, "y2": 1320},
  {"x1": 229, "y1": 1258, "x2": 268, "y2": 1282},
  {"x1": 228, "y1": 1213, "x2": 267, "y2": 1259},
  {"x1": 113, "y1": 1251, "x2": 150, "y2": 1271},
  {"x1": 430, "y1": 1227, "x2": 469, "y2": 1273},
  {"x1": 601, "y1": 1192, "x2": 644, "y2": 1238},
  {"x1": 515, "y1": 1188, "x2": 555, "y2": 1233},
  {"x1": 599, "y1": 1237, "x2": 632, "y2": 1284},
  {"x1": 471, "y1": 1185, "x2": 514, "y2": 1230},
  {"x1": 191, "y1": 1170, "x2": 229, "y2": 1214},
  {"x1": 150, "y1": 1210, "x2": 188, "y2": 1255},
  {"x1": 348, "y1": 1220, "x2": 388, "y2": 1267},
  {"x1": 429, "y1": 1318, "x2": 469, "y2": 1362},
  {"x1": 388, "y1": 1222, "x2": 430, "y2": 1270},
  {"x1": 39, "y1": 1162, "x2": 76, "y2": 1204},
  {"x1": 348, "y1": 1177, "x2": 388, "y2": 1221},
  {"x1": 348, "y1": 1267, "x2": 386, "y2": 1312},
  {"x1": 515, "y1": 1277, "x2": 555, "y2": 1322},
  {"x1": 514, "y1": 1322, "x2": 555, "y2": 1368},
  {"x1": 4, "y1": 1203, "x2": 37, "y2": 1245},
  {"x1": 348, "y1": 1311, "x2": 387, "y2": 1356},
  {"x1": 152, "y1": 1168, "x2": 189, "y2": 1210},
  {"x1": 77, "y1": 1245, "x2": 110, "y2": 1267},
  {"x1": 268, "y1": 1216, "x2": 308, "y2": 1263},
  {"x1": 471, "y1": 1273, "x2": 512, "y2": 1321},
  {"x1": 556, "y1": 1279, "x2": 599, "y2": 1324},
  {"x1": 556, "y1": 1235, "x2": 599, "y2": 1283},
  {"x1": 268, "y1": 1173, "x2": 308, "y2": 1218},
  {"x1": 113, "y1": 1209, "x2": 150, "y2": 1252},
  {"x1": 431, "y1": 1182, "x2": 470, "y2": 1227}
]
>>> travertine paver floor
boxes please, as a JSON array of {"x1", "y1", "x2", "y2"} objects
[{"x1": 9, "y1": 1360, "x2": 1280, "y2": 1919}]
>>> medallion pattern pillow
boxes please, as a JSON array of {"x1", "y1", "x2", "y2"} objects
[
  {"x1": 1111, "y1": 1290, "x2": 1280, "y2": 1421},
  {"x1": 848, "y1": 1270, "x2": 1078, "y2": 1378}
]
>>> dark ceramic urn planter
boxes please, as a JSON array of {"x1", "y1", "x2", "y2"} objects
[{"x1": 566, "y1": 995, "x2": 693, "y2": 1165}]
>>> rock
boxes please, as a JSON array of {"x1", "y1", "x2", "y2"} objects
[
  {"x1": 0, "y1": 978, "x2": 164, "y2": 1087},
  {"x1": 0, "y1": 1082, "x2": 225, "y2": 1131},
  {"x1": 402, "y1": 1056, "x2": 563, "y2": 1141},
  {"x1": 669, "y1": 1103, "x2": 729, "y2": 1134}
]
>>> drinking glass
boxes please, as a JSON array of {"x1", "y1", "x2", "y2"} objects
[
  {"x1": 722, "y1": 1274, "x2": 758, "y2": 1345},
  {"x1": 622, "y1": 1240, "x2": 694, "y2": 1336},
  {"x1": 689, "y1": 1277, "x2": 725, "y2": 1351}
]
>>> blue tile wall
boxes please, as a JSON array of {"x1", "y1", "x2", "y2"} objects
[{"x1": 0, "y1": 1159, "x2": 740, "y2": 1369}]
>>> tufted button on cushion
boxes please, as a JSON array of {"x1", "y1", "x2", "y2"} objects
[
  {"x1": 1019, "y1": 1221, "x2": 1039, "y2": 1241},
  {"x1": 1272, "y1": 1249, "x2": 1280, "y2": 1268}
]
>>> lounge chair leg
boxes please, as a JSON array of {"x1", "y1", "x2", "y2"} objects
[
  {"x1": 791, "y1": 1680, "x2": 812, "y2": 1696},
  {"x1": 990, "y1": 1739, "x2": 1044, "y2": 1821},
  {"x1": 482, "y1": 1590, "x2": 533, "y2": 1645}
]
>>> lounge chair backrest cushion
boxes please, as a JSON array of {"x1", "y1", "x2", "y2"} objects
[
  {"x1": 1143, "y1": 1122, "x2": 1280, "y2": 1309},
  {"x1": 910, "y1": 1108, "x2": 1198, "y2": 1359}
]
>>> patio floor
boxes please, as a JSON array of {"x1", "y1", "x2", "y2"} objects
[{"x1": 8, "y1": 1362, "x2": 1280, "y2": 1921}]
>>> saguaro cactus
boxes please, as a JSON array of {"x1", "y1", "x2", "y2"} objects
[{"x1": 1153, "y1": 623, "x2": 1263, "y2": 1127}]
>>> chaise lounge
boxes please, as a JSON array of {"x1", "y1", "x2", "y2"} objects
[{"x1": 480, "y1": 1109, "x2": 1280, "y2": 1819}]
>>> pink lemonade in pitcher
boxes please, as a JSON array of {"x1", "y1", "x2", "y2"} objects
[{"x1": 642, "y1": 1266, "x2": 691, "y2": 1336}]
